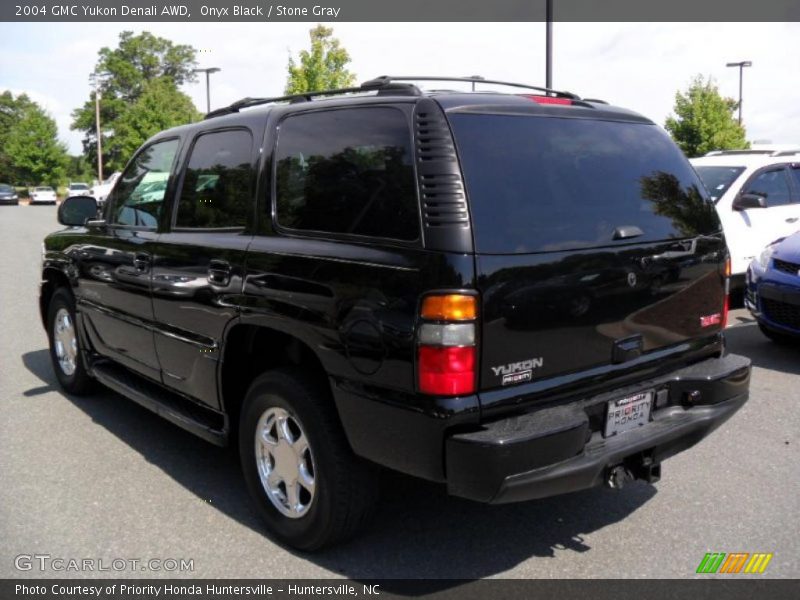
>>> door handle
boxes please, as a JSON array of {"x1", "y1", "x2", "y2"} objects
[
  {"x1": 208, "y1": 259, "x2": 232, "y2": 286},
  {"x1": 786, "y1": 217, "x2": 799, "y2": 223},
  {"x1": 133, "y1": 253, "x2": 151, "y2": 273}
]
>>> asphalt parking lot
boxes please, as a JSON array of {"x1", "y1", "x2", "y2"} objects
[{"x1": 1, "y1": 204, "x2": 797, "y2": 580}]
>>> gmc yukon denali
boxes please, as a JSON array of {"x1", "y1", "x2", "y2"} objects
[{"x1": 41, "y1": 76, "x2": 751, "y2": 550}]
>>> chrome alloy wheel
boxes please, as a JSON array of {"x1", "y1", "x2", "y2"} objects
[
  {"x1": 53, "y1": 307, "x2": 78, "y2": 376},
  {"x1": 255, "y1": 407, "x2": 316, "y2": 519}
]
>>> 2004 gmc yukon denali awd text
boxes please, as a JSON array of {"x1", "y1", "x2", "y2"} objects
[{"x1": 41, "y1": 76, "x2": 751, "y2": 550}]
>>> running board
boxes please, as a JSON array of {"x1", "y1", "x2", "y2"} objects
[{"x1": 91, "y1": 361, "x2": 228, "y2": 446}]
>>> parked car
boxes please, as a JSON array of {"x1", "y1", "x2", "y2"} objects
[
  {"x1": 745, "y1": 230, "x2": 800, "y2": 343},
  {"x1": 29, "y1": 186, "x2": 57, "y2": 204},
  {"x1": 90, "y1": 172, "x2": 121, "y2": 209},
  {"x1": 67, "y1": 182, "x2": 91, "y2": 197},
  {"x1": 0, "y1": 183, "x2": 19, "y2": 205},
  {"x1": 690, "y1": 150, "x2": 800, "y2": 297},
  {"x1": 41, "y1": 76, "x2": 750, "y2": 550}
]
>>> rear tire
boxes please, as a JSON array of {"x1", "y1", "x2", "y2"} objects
[
  {"x1": 239, "y1": 368, "x2": 379, "y2": 550},
  {"x1": 47, "y1": 288, "x2": 95, "y2": 395}
]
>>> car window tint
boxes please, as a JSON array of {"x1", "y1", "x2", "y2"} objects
[
  {"x1": 110, "y1": 139, "x2": 179, "y2": 228},
  {"x1": 275, "y1": 107, "x2": 419, "y2": 241},
  {"x1": 791, "y1": 167, "x2": 800, "y2": 194},
  {"x1": 744, "y1": 169, "x2": 793, "y2": 207},
  {"x1": 449, "y1": 114, "x2": 719, "y2": 253},
  {"x1": 175, "y1": 129, "x2": 254, "y2": 228}
]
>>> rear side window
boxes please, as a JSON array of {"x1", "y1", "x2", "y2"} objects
[
  {"x1": 693, "y1": 166, "x2": 746, "y2": 202},
  {"x1": 275, "y1": 107, "x2": 419, "y2": 241},
  {"x1": 176, "y1": 129, "x2": 254, "y2": 228},
  {"x1": 449, "y1": 114, "x2": 719, "y2": 253}
]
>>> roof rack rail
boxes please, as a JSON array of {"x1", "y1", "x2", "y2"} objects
[
  {"x1": 204, "y1": 75, "x2": 581, "y2": 120},
  {"x1": 204, "y1": 80, "x2": 421, "y2": 119},
  {"x1": 360, "y1": 75, "x2": 581, "y2": 100}
]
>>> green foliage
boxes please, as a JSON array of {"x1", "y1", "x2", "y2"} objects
[
  {"x1": 285, "y1": 25, "x2": 356, "y2": 94},
  {"x1": 2, "y1": 95, "x2": 68, "y2": 187},
  {"x1": 66, "y1": 155, "x2": 96, "y2": 183},
  {"x1": 71, "y1": 31, "x2": 199, "y2": 172},
  {"x1": 113, "y1": 78, "x2": 201, "y2": 161},
  {"x1": 0, "y1": 91, "x2": 36, "y2": 183},
  {"x1": 665, "y1": 75, "x2": 748, "y2": 158}
]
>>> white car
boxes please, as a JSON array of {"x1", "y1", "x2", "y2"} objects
[
  {"x1": 67, "y1": 182, "x2": 91, "y2": 196},
  {"x1": 90, "y1": 172, "x2": 121, "y2": 208},
  {"x1": 29, "y1": 186, "x2": 57, "y2": 205},
  {"x1": 690, "y1": 150, "x2": 800, "y2": 293}
]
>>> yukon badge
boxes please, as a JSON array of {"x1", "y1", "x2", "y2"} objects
[{"x1": 491, "y1": 357, "x2": 544, "y2": 386}]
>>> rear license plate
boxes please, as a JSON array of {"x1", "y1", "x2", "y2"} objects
[{"x1": 604, "y1": 390, "x2": 653, "y2": 437}]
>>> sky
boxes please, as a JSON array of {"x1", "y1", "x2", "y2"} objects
[{"x1": 0, "y1": 22, "x2": 798, "y2": 155}]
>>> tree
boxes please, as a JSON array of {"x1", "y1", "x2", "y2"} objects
[
  {"x1": 5, "y1": 102, "x2": 68, "y2": 186},
  {"x1": 71, "y1": 31, "x2": 198, "y2": 171},
  {"x1": 0, "y1": 91, "x2": 36, "y2": 182},
  {"x1": 112, "y1": 77, "x2": 201, "y2": 161},
  {"x1": 665, "y1": 75, "x2": 748, "y2": 158},
  {"x1": 285, "y1": 25, "x2": 356, "y2": 94}
]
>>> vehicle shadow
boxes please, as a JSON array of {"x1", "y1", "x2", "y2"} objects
[
  {"x1": 22, "y1": 348, "x2": 657, "y2": 582},
  {"x1": 724, "y1": 322, "x2": 800, "y2": 375}
]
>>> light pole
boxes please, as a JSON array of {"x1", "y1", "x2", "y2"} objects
[
  {"x1": 545, "y1": 0, "x2": 553, "y2": 90},
  {"x1": 194, "y1": 67, "x2": 221, "y2": 113},
  {"x1": 94, "y1": 85, "x2": 103, "y2": 182},
  {"x1": 726, "y1": 60, "x2": 752, "y2": 125}
]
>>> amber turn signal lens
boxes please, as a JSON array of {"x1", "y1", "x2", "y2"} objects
[{"x1": 421, "y1": 294, "x2": 477, "y2": 321}]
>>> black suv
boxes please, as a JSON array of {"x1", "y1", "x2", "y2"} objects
[{"x1": 42, "y1": 76, "x2": 751, "y2": 550}]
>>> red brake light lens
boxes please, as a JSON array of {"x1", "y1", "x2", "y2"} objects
[
  {"x1": 523, "y1": 95, "x2": 573, "y2": 105},
  {"x1": 418, "y1": 346, "x2": 476, "y2": 396}
]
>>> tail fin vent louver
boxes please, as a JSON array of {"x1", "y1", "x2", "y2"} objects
[{"x1": 414, "y1": 101, "x2": 471, "y2": 248}]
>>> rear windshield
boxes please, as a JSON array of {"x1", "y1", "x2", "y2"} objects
[
  {"x1": 35, "y1": 187, "x2": 53, "y2": 192},
  {"x1": 70, "y1": 183, "x2": 89, "y2": 190},
  {"x1": 449, "y1": 114, "x2": 719, "y2": 254},
  {"x1": 693, "y1": 166, "x2": 746, "y2": 202}
]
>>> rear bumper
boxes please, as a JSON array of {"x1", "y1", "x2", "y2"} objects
[{"x1": 445, "y1": 353, "x2": 750, "y2": 503}]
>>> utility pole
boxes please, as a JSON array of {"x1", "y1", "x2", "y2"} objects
[
  {"x1": 194, "y1": 67, "x2": 221, "y2": 113},
  {"x1": 94, "y1": 85, "x2": 103, "y2": 182},
  {"x1": 726, "y1": 61, "x2": 752, "y2": 125},
  {"x1": 545, "y1": 0, "x2": 553, "y2": 90}
]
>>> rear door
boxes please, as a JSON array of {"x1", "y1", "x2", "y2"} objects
[
  {"x1": 149, "y1": 125, "x2": 259, "y2": 408},
  {"x1": 448, "y1": 111, "x2": 728, "y2": 399}
]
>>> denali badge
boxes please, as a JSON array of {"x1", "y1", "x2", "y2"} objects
[{"x1": 491, "y1": 358, "x2": 544, "y2": 386}]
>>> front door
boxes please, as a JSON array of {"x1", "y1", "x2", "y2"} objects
[{"x1": 77, "y1": 138, "x2": 181, "y2": 381}]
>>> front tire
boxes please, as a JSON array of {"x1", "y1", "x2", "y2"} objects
[
  {"x1": 239, "y1": 369, "x2": 379, "y2": 550},
  {"x1": 47, "y1": 288, "x2": 95, "y2": 395}
]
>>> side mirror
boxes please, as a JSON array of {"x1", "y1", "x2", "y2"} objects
[
  {"x1": 732, "y1": 193, "x2": 767, "y2": 211},
  {"x1": 58, "y1": 195, "x2": 98, "y2": 226}
]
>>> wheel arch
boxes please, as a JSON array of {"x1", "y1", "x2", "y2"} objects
[{"x1": 219, "y1": 323, "x2": 337, "y2": 437}]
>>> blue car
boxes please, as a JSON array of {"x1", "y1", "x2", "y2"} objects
[{"x1": 746, "y1": 231, "x2": 800, "y2": 343}]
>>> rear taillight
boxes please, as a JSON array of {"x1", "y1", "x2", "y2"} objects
[
  {"x1": 722, "y1": 257, "x2": 731, "y2": 328},
  {"x1": 417, "y1": 294, "x2": 477, "y2": 396}
]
